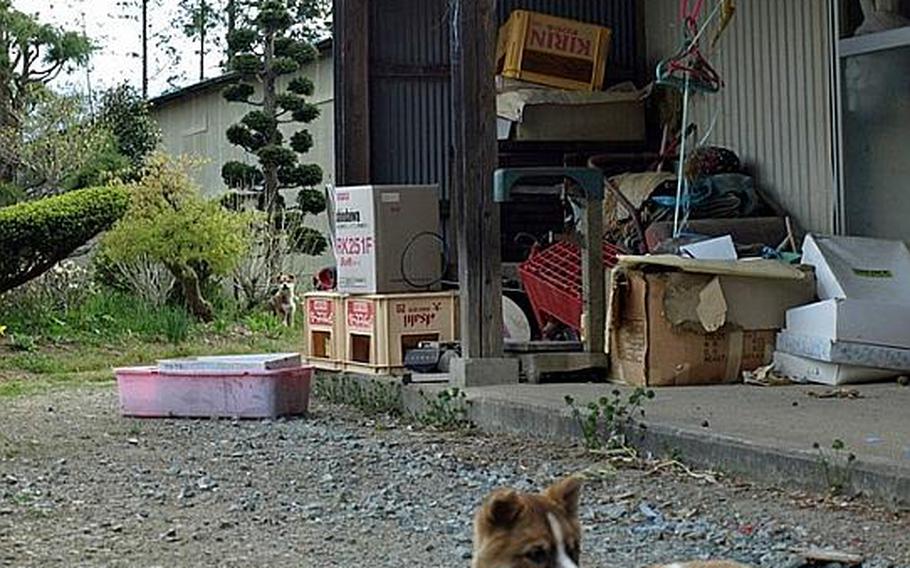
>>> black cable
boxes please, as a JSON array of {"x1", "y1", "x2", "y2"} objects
[{"x1": 400, "y1": 231, "x2": 449, "y2": 289}]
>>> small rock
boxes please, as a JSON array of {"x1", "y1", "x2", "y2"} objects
[
  {"x1": 897, "y1": 375, "x2": 910, "y2": 387},
  {"x1": 127, "y1": 438, "x2": 139, "y2": 446}
]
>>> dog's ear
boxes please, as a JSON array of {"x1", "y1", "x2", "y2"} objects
[
  {"x1": 482, "y1": 489, "x2": 524, "y2": 528},
  {"x1": 545, "y1": 476, "x2": 582, "y2": 519}
]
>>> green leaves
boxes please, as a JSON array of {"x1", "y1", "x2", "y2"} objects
[
  {"x1": 257, "y1": 145, "x2": 296, "y2": 169},
  {"x1": 0, "y1": 186, "x2": 129, "y2": 293},
  {"x1": 223, "y1": 82, "x2": 256, "y2": 103},
  {"x1": 230, "y1": 53, "x2": 261, "y2": 75},
  {"x1": 289, "y1": 130, "x2": 313, "y2": 153},
  {"x1": 291, "y1": 103, "x2": 320, "y2": 123},
  {"x1": 287, "y1": 76, "x2": 314, "y2": 96},
  {"x1": 221, "y1": 161, "x2": 264, "y2": 190}
]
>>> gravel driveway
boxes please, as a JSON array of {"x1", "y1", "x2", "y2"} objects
[{"x1": 1, "y1": 387, "x2": 907, "y2": 567}]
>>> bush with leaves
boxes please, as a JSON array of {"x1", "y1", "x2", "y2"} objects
[
  {"x1": 101, "y1": 154, "x2": 251, "y2": 321},
  {"x1": 0, "y1": 185, "x2": 129, "y2": 293}
]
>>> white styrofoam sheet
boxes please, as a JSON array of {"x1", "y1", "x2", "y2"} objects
[
  {"x1": 776, "y1": 331, "x2": 910, "y2": 372},
  {"x1": 773, "y1": 350, "x2": 898, "y2": 386},
  {"x1": 785, "y1": 299, "x2": 910, "y2": 350},
  {"x1": 158, "y1": 353, "x2": 302, "y2": 372},
  {"x1": 801, "y1": 234, "x2": 910, "y2": 302}
]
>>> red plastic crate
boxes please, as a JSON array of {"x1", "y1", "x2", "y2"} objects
[{"x1": 519, "y1": 240, "x2": 623, "y2": 332}]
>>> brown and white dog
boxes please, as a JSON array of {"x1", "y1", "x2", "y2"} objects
[
  {"x1": 472, "y1": 477, "x2": 752, "y2": 568},
  {"x1": 269, "y1": 273, "x2": 298, "y2": 327}
]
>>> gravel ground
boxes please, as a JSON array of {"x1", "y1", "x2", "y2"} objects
[{"x1": 1, "y1": 387, "x2": 908, "y2": 568}]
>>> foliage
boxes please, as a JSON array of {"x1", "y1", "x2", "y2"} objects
[
  {"x1": 565, "y1": 388, "x2": 655, "y2": 451},
  {"x1": 0, "y1": 0, "x2": 94, "y2": 182},
  {"x1": 0, "y1": 181, "x2": 23, "y2": 206},
  {"x1": 96, "y1": 83, "x2": 161, "y2": 172},
  {"x1": 221, "y1": 0, "x2": 326, "y2": 268},
  {"x1": 313, "y1": 374, "x2": 403, "y2": 417},
  {"x1": 101, "y1": 154, "x2": 251, "y2": 321},
  {"x1": 0, "y1": 185, "x2": 129, "y2": 294},
  {"x1": 92, "y1": 250, "x2": 176, "y2": 308},
  {"x1": 813, "y1": 439, "x2": 857, "y2": 496},
  {"x1": 0, "y1": 87, "x2": 127, "y2": 196},
  {"x1": 416, "y1": 388, "x2": 473, "y2": 429}
]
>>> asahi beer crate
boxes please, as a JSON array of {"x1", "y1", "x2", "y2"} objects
[
  {"x1": 334, "y1": 185, "x2": 441, "y2": 294},
  {"x1": 496, "y1": 10, "x2": 613, "y2": 91},
  {"x1": 302, "y1": 292, "x2": 346, "y2": 371},
  {"x1": 342, "y1": 292, "x2": 459, "y2": 375}
]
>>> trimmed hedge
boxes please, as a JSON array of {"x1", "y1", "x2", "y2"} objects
[{"x1": 0, "y1": 186, "x2": 130, "y2": 293}]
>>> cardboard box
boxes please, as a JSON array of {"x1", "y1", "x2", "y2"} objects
[
  {"x1": 801, "y1": 234, "x2": 910, "y2": 302},
  {"x1": 496, "y1": 10, "x2": 612, "y2": 91},
  {"x1": 334, "y1": 185, "x2": 441, "y2": 294},
  {"x1": 343, "y1": 292, "x2": 459, "y2": 374},
  {"x1": 609, "y1": 256, "x2": 816, "y2": 387},
  {"x1": 773, "y1": 350, "x2": 898, "y2": 386},
  {"x1": 785, "y1": 298, "x2": 910, "y2": 350}
]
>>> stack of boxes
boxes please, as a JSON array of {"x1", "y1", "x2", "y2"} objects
[{"x1": 303, "y1": 185, "x2": 459, "y2": 375}]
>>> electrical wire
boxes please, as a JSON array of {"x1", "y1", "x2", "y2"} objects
[{"x1": 400, "y1": 231, "x2": 449, "y2": 289}]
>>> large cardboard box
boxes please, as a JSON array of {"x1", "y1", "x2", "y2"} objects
[
  {"x1": 334, "y1": 185, "x2": 441, "y2": 294},
  {"x1": 496, "y1": 10, "x2": 612, "y2": 91},
  {"x1": 609, "y1": 256, "x2": 816, "y2": 387},
  {"x1": 496, "y1": 85, "x2": 645, "y2": 142}
]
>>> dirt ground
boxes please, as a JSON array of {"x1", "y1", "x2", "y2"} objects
[{"x1": 1, "y1": 386, "x2": 908, "y2": 567}]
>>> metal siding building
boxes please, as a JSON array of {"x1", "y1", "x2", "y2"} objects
[
  {"x1": 150, "y1": 47, "x2": 336, "y2": 274},
  {"x1": 645, "y1": 0, "x2": 838, "y2": 234}
]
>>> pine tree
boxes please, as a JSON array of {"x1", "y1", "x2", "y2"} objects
[{"x1": 221, "y1": 0, "x2": 325, "y2": 262}]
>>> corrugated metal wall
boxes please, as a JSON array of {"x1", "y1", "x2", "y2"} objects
[
  {"x1": 367, "y1": 0, "x2": 645, "y2": 199},
  {"x1": 645, "y1": 0, "x2": 837, "y2": 234},
  {"x1": 368, "y1": 0, "x2": 452, "y2": 196}
]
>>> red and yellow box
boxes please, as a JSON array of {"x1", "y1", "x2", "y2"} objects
[
  {"x1": 303, "y1": 292, "x2": 346, "y2": 371},
  {"x1": 496, "y1": 10, "x2": 612, "y2": 91}
]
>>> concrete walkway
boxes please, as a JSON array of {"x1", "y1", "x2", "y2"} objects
[{"x1": 400, "y1": 381, "x2": 910, "y2": 508}]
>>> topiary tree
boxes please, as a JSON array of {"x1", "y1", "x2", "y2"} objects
[
  {"x1": 221, "y1": 0, "x2": 326, "y2": 270},
  {"x1": 0, "y1": 185, "x2": 129, "y2": 293},
  {"x1": 101, "y1": 154, "x2": 251, "y2": 321}
]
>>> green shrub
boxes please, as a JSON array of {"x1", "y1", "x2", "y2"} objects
[
  {"x1": 0, "y1": 186, "x2": 129, "y2": 293},
  {"x1": 0, "y1": 182, "x2": 24, "y2": 207}
]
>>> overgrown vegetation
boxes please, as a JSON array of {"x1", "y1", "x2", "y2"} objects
[
  {"x1": 313, "y1": 374, "x2": 403, "y2": 416},
  {"x1": 813, "y1": 439, "x2": 857, "y2": 496},
  {"x1": 565, "y1": 388, "x2": 655, "y2": 451},
  {"x1": 415, "y1": 388, "x2": 473, "y2": 430},
  {"x1": 0, "y1": 185, "x2": 129, "y2": 293},
  {"x1": 100, "y1": 154, "x2": 251, "y2": 321}
]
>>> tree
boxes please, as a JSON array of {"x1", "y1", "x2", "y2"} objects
[
  {"x1": 221, "y1": 0, "x2": 326, "y2": 270},
  {"x1": 0, "y1": 87, "x2": 126, "y2": 196},
  {"x1": 96, "y1": 84, "x2": 161, "y2": 172},
  {"x1": 0, "y1": 0, "x2": 93, "y2": 182},
  {"x1": 102, "y1": 154, "x2": 251, "y2": 321}
]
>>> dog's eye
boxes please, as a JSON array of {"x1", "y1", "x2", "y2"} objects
[{"x1": 524, "y1": 546, "x2": 549, "y2": 564}]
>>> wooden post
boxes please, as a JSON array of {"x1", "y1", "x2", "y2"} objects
[
  {"x1": 451, "y1": 0, "x2": 503, "y2": 359},
  {"x1": 333, "y1": 0, "x2": 370, "y2": 185},
  {"x1": 581, "y1": 199, "x2": 605, "y2": 354}
]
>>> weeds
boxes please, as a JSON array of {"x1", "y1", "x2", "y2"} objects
[
  {"x1": 313, "y1": 374, "x2": 403, "y2": 416},
  {"x1": 813, "y1": 438, "x2": 857, "y2": 496},
  {"x1": 416, "y1": 388, "x2": 472, "y2": 430},
  {"x1": 565, "y1": 387, "x2": 655, "y2": 451}
]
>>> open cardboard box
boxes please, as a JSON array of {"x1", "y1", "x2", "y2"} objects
[{"x1": 608, "y1": 256, "x2": 816, "y2": 387}]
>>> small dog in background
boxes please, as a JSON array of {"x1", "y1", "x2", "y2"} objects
[
  {"x1": 472, "y1": 477, "x2": 753, "y2": 568},
  {"x1": 270, "y1": 273, "x2": 298, "y2": 327}
]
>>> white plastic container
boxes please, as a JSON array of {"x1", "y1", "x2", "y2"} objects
[{"x1": 115, "y1": 365, "x2": 312, "y2": 419}]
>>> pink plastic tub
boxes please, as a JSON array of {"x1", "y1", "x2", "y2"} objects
[{"x1": 115, "y1": 365, "x2": 312, "y2": 419}]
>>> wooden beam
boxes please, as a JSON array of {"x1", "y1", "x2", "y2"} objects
[
  {"x1": 333, "y1": 0, "x2": 370, "y2": 185},
  {"x1": 451, "y1": 0, "x2": 503, "y2": 359}
]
